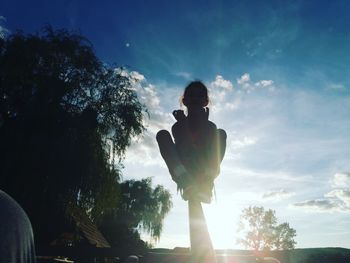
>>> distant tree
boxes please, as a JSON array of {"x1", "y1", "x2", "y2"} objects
[
  {"x1": 0, "y1": 27, "x2": 148, "y2": 243},
  {"x1": 237, "y1": 206, "x2": 296, "y2": 251}
]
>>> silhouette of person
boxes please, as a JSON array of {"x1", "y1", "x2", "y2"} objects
[
  {"x1": 0, "y1": 190, "x2": 36, "y2": 263},
  {"x1": 157, "y1": 81, "x2": 226, "y2": 203}
]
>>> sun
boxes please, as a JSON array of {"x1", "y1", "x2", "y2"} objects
[{"x1": 202, "y1": 200, "x2": 242, "y2": 249}]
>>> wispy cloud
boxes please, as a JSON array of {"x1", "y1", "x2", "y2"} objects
[
  {"x1": 328, "y1": 83, "x2": 345, "y2": 91},
  {"x1": 236, "y1": 73, "x2": 275, "y2": 93},
  {"x1": 237, "y1": 73, "x2": 250, "y2": 85},
  {"x1": 293, "y1": 172, "x2": 350, "y2": 212},
  {"x1": 230, "y1": 136, "x2": 257, "y2": 149},
  {"x1": 208, "y1": 75, "x2": 236, "y2": 114},
  {"x1": 120, "y1": 70, "x2": 174, "y2": 166},
  {"x1": 129, "y1": 70, "x2": 146, "y2": 82},
  {"x1": 325, "y1": 189, "x2": 350, "y2": 207},
  {"x1": 293, "y1": 199, "x2": 346, "y2": 212},
  {"x1": 174, "y1": 71, "x2": 192, "y2": 80},
  {"x1": 331, "y1": 172, "x2": 350, "y2": 188},
  {"x1": 255, "y1": 80, "x2": 275, "y2": 91},
  {"x1": 211, "y1": 75, "x2": 234, "y2": 90},
  {"x1": 262, "y1": 189, "x2": 295, "y2": 201}
]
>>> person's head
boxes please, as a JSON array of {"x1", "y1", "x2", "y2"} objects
[{"x1": 181, "y1": 81, "x2": 209, "y2": 109}]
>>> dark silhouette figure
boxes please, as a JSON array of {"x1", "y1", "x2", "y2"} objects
[
  {"x1": 156, "y1": 81, "x2": 226, "y2": 203},
  {"x1": 156, "y1": 81, "x2": 227, "y2": 263},
  {"x1": 0, "y1": 190, "x2": 36, "y2": 263}
]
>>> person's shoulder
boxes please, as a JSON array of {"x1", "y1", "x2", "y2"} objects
[{"x1": 0, "y1": 190, "x2": 30, "y2": 226}]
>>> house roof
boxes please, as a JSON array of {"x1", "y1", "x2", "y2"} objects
[{"x1": 69, "y1": 205, "x2": 110, "y2": 248}]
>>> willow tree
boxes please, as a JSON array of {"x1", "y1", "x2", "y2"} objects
[
  {"x1": 0, "y1": 28, "x2": 150, "y2": 243},
  {"x1": 99, "y1": 178, "x2": 172, "y2": 257}
]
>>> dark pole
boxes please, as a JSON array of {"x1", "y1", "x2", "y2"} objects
[{"x1": 188, "y1": 199, "x2": 217, "y2": 263}]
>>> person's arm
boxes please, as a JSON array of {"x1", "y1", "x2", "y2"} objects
[{"x1": 171, "y1": 114, "x2": 191, "y2": 146}]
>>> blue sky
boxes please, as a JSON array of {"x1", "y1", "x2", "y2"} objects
[{"x1": 2, "y1": 0, "x2": 350, "y2": 249}]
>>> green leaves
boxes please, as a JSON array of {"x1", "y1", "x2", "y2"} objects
[
  {"x1": 237, "y1": 206, "x2": 296, "y2": 251},
  {"x1": 273, "y1": 222, "x2": 297, "y2": 250}
]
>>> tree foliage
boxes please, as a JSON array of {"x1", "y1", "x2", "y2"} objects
[
  {"x1": 273, "y1": 222, "x2": 297, "y2": 250},
  {"x1": 118, "y1": 178, "x2": 172, "y2": 240},
  {"x1": 237, "y1": 206, "x2": 296, "y2": 251},
  {"x1": 0, "y1": 27, "x2": 169, "y2": 244},
  {"x1": 99, "y1": 178, "x2": 172, "y2": 257}
]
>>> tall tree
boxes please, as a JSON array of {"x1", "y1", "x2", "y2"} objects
[
  {"x1": 0, "y1": 27, "x2": 147, "y2": 243},
  {"x1": 237, "y1": 206, "x2": 296, "y2": 251}
]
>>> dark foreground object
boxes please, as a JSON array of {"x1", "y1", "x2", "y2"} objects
[
  {"x1": 188, "y1": 199, "x2": 216, "y2": 262},
  {"x1": 143, "y1": 253, "x2": 268, "y2": 263},
  {"x1": 36, "y1": 247, "x2": 350, "y2": 263},
  {"x1": 0, "y1": 190, "x2": 36, "y2": 263}
]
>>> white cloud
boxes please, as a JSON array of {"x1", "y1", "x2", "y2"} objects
[
  {"x1": 255, "y1": 80, "x2": 275, "y2": 91},
  {"x1": 236, "y1": 73, "x2": 275, "y2": 93},
  {"x1": 237, "y1": 73, "x2": 250, "y2": 84},
  {"x1": 223, "y1": 102, "x2": 240, "y2": 111},
  {"x1": 328, "y1": 83, "x2": 345, "y2": 91},
  {"x1": 331, "y1": 172, "x2": 350, "y2": 188},
  {"x1": 230, "y1": 136, "x2": 257, "y2": 149},
  {"x1": 262, "y1": 189, "x2": 295, "y2": 201},
  {"x1": 114, "y1": 68, "x2": 144, "y2": 85},
  {"x1": 126, "y1": 132, "x2": 163, "y2": 166},
  {"x1": 294, "y1": 172, "x2": 350, "y2": 213},
  {"x1": 210, "y1": 90, "x2": 227, "y2": 104},
  {"x1": 257, "y1": 80, "x2": 273, "y2": 87},
  {"x1": 174, "y1": 72, "x2": 192, "y2": 80},
  {"x1": 115, "y1": 70, "x2": 175, "y2": 167},
  {"x1": 223, "y1": 135, "x2": 258, "y2": 161},
  {"x1": 208, "y1": 75, "x2": 235, "y2": 113},
  {"x1": 208, "y1": 73, "x2": 277, "y2": 114},
  {"x1": 211, "y1": 75, "x2": 233, "y2": 90},
  {"x1": 130, "y1": 71, "x2": 145, "y2": 82},
  {"x1": 139, "y1": 84, "x2": 160, "y2": 110},
  {"x1": 325, "y1": 189, "x2": 350, "y2": 207}
]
